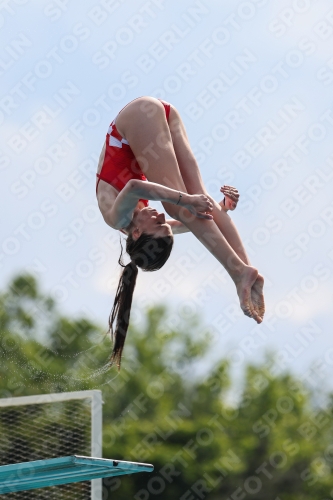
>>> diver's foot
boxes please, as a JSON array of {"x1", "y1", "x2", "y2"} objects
[
  {"x1": 251, "y1": 274, "x2": 265, "y2": 321},
  {"x1": 235, "y1": 266, "x2": 261, "y2": 323}
]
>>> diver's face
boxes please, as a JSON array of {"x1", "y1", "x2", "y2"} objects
[{"x1": 132, "y1": 207, "x2": 173, "y2": 239}]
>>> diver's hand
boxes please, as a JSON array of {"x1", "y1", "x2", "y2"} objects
[
  {"x1": 182, "y1": 194, "x2": 214, "y2": 219},
  {"x1": 220, "y1": 185, "x2": 240, "y2": 211}
]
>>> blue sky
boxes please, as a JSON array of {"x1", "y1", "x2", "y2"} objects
[{"x1": 1, "y1": 0, "x2": 333, "y2": 392}]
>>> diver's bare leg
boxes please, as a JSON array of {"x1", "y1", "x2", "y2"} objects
[
  {"x1": 117, "y1": 97, "x2": 262, "y2": 322},
  {"x1": 168, "y1": 106, "x2": 250, "y2": 262},
  {"x1": 167, "y1": 105, "x2": 265, "y2": 318}
]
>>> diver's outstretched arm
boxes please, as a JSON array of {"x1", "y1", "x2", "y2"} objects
[{"x1": 99, "y1": 178, "x2": 213, "y2": 230}]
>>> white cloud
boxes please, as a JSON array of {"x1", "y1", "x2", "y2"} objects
[
  {"x1": 1, "y1": 0, "x2": 333, "y2": 384},
  {"x1": 290, "y1": 282, "x2": 333, "y2": 323}
]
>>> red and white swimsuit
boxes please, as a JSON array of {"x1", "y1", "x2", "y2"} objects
[{"x1": 96, "y1": 99, "x2": 171, "y2": 206}]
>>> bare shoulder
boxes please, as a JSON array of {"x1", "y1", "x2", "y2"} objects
[{"x1": 97, "y1": 181, "x2": 118, "y2": 213}]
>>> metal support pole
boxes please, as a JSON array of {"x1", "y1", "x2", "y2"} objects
[{"x1": 91, "y1": 390, "x2": 103, "y2": 500}]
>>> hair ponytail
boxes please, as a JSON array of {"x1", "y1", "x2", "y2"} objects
[
  {"x1": 109, "y1": 255, "x2": 138, "y2": 370},
  {"x1": 109, "y1": 232, "x2": 173, "y2": 369}
]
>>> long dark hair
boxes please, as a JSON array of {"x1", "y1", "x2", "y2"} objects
[{"x1": 109, "y1": 232, "x2": 173, "y2": 369}]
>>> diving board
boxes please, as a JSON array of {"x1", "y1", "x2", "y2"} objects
[{"x1": 0, "y1": 455, "x2": 154, "y2": 494}]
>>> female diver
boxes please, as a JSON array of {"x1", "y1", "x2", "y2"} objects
[{"x1": 96, "y1": 96, "x2": 265, "y2": 368}]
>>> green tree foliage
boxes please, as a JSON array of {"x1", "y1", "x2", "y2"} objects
[{"x1": 0, "y1": 274, "x2": 333, "y2": 499}]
